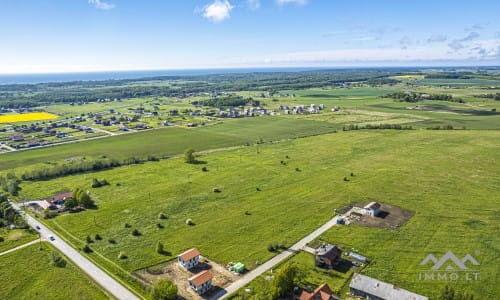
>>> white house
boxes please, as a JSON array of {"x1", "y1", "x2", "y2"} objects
[
  {"x1": 364, "y1": 202, "x2": 381, "y2": 217},
  {"x1": 188, "y1": 270, "x2": 213, "y2": 294},
  {"x1": 177, "y1": 248, "x2": 200, "y2": 270}
]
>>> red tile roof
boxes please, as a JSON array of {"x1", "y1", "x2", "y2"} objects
[
  {"x1": 178, "y1": 248, "x2": 200, "y2": 261},
  {"x1": 188, "y1": 270, "x2": 212, "y2": 287},
  {"x1": 300, "y1": 283, "x2": 333, "y2": 300},
  {"x1": 52, "y1": 191, "x2": 73, "y2": 201}
]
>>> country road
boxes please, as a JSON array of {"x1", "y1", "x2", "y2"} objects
[
  {"x1": 211, "y1": 213, "x2": 344, "y2": 299},
  {"x1": 0, "y1": 239, "x2": 40, "y2": 257},
  {"x1": 10, "y1": 202, "x2": 140, "y2": 300}
]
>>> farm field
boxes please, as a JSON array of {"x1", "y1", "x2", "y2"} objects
[
  {"x1": 0, "y1": 112, "x2": 58, "y2": 123},
  {"x1": 0, "y1": 228, "x2": 37, "y2": 253},
  {"x1": 17, "y1": 129, "x2": 500, "y2": 299},
  {"x1": 0, "y1": 243, "x2": 111, "y2": 299}
]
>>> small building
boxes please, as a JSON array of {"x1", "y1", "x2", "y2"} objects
[
  {"x1": 300, "y1": 283, "x2": 335, "y2": 300},
  {"x1": 188, "y1": 270, "x2": 213, "y2": 294},
  {"x1": 178, "y1": 248, "x2": 200, "y2": 270},
  {"x1": 231, "y1": 262, "x2": 245, "y2": 273},
  {"x1": 315, "y1": 244, "x2": 342, "y2": 268},
  {"x1": 364, "y1": 202, "x2": 381, "y2": 217},
  {"x1": 350, "y1": 273, "x2": 429, "y2": 300}
]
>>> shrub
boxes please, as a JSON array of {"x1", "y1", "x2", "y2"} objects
[
  {"x1": 256, "y1": 187, "x2": 261, "y2": 191},
  {"x1": 0, "y1": 237, "x2": 4, "y2": 242},
  {"x1": 202, "y1": 166, "x2": 208, "y2": 172},
  {"x1": 132, "y1": 229, "x2": 141, "y2": 236},
  {"x1": 295, "y1": 168, "x2": 301, "y2": 172},
  {"x1": 158, "y1": 213, "x2": 167, "y2": 220},
  {"x1": 82, "y1": 244, "x2": 92, "y2": 253},
  {"x1": 51, "y1": 251, "x2": 67, "y2": 267},
  {"x1": 86, "y1": 235, "x2": 93, "y2": 243},
  {"x1": 186, "y1": 219, "x2": 194, "y2": 226},
  {"x1": 350, "y1": 172, "x2": 355, "y2": 177},
  {"x1": 118, "y1": 251, "x2": 127, "y2": 259},
  {"x1": 343, "y1": 177, "x2": 349, "y2": 181},
  {"x1": 156, "y1": 223, "x2": 164, "y2": 229},
  {"x1": 108, "y1": 239, "x2": 116, "y2": 244},
  {"x1": 156, "y1": 241, "x2": 164, "y2": 254},
  {"x1": 125, "y1": 223, "x2": 131, "y2": 228},
  {"x1": 213, "y1": 188, "x2": 221, "y2": 193},
  {"x1": 95, "y1": 234, "x2": 102, "y2": 240}
]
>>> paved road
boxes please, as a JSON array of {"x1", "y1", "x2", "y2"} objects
[
  {"x1": 211, "y1": 214, "x2": 343, "y2": 300},
  {"x1": 0, "y1": 239, "x2": 41, "y2": 257},
  {"x1": 11, "y1": 202, "x2": 140, "y2": 300},
  {"x1": 92, "y1": 127, "x2": 117, "y2": 136},
  {"x1": 0, "y1": 144, "x2": 16, "y2": 152}
]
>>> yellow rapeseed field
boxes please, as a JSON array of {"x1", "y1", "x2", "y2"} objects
[
  {"x1": 393, "y1": 75, "x2": 425, "y2": 79},
  {"x1": 0, "y1": 112, "x2": 58, "y2": 124}
]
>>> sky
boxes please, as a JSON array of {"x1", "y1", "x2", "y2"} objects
[{"x1": 0, "y1": 0, "x2": 499, "y2": 73}]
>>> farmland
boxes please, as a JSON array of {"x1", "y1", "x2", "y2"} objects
[
  {"x1": 0, "y1": 112, "x2": 58, "y2": 123},
  {"x1": 0, "y1": 68, "x2": 499, "y2": 299},
  {"x1": 0, "y1": 243, "x2": 110, "y2": 299},
  {"x1": 16, "y1": 129, "x2": 500, "y2": 299}
]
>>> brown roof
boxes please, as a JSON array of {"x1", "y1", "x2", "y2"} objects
[
  {"x1": 188, "y1": 270, "x2": 213, "y2": 287},
  {"x1": 52, "y1": 191, "x2": 73, "y2": 201},
  {"x1": 300, "y1": 283, "x2": 333, "y2": 300},
  {"x1": 178, "y1": 248, "x2": 200, "y2": 261}
]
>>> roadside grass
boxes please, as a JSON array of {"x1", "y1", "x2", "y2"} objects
[
  {"x1": 17, "y1": 130, "x2": 500, "y2": 299},
  {"x1": 0, "y1": 228, "x2": 38, "y2": 253},
  {"x1": 0, "y1": 242, "x2": 111, "y2": 299}
]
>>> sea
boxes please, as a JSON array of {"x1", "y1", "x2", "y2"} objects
[{"x1": 0, "y1": 67, "x2": 327, "y2": 85}]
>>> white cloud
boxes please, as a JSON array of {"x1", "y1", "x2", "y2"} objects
[
  {"x1": 276, "y1": 0, "x2": 309, "y2": 5},
  {"x1": 427, "y1": 35, "x2": 447, "y2": 43},
  {"x1": 203, "y1": 0, "x2": 234, "y2": 23},
  {"x1": 448, "y1": 32, "x2": 480, "y2": 51},
  {"x1": 88, "y1": 0, "x2": 115, "y2": 10},
  {"x1": 248, "y1": 0, "x2": 260, "y2": 10}
]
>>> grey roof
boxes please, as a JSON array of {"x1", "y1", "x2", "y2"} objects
[
  {"x1": 316, "y1": 244, "x2": 341, "y2": 257},
  {"x1": 350, "y1": 273, "x2": 428, "y2": 300}
]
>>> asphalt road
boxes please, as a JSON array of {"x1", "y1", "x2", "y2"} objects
[
  {"x1": 211, "y1": 214, "x2": 343, "y2": 299},
  {"x1": 11, "y1": 202, "x2": 140, "y2": 300}
]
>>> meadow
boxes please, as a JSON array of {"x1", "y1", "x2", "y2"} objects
[
  {"x1": 0, "y1": 243, "x2": 111, "y2": 299},
  {"x1": 17, "y1": 129, "x2": 500, "y2": 299}
]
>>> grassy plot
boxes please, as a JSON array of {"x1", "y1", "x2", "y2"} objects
[
  {"x1": 0, "y1": 228, "x2": 37, "y2": 253},
  {"x1": 17, "y1": 130, "x2": 500, "y2": 299},
  {"x1": 0, "y1": 243, "x2": 111, "y2": 299},
  {"x1": 0, "y1": 117, "x2": 338, "y2": 171}
]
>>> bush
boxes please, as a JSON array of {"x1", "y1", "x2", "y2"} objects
[
  {"x1": 0, "y1": 236, "x2": 4, "y2": 242},
  {"x1": 51, "y1": 251, "x2": 67, "y2": 267},
  {"x1": 82, "y1": 244, "x2": 92, "y2": 253},
  {"x1": 118, "y1": 251, "x2": 127, "y2": 259},
  {"x1": 108, "y1": 239, "x2": 116, "y2": 244},
  {"x1": 95, "y1": 234, "x2": 102, "y2": 240},
  {"x1": 125, "y1": 223, "x2": 131, "y2": 228},
  {"x1": 158, "y1": 213, "x2": 167, "y2": 220},
  {"x1": 150, "y1": 279, "x2": 177, "y2": 300},
  {"x1": 213, "y1": 188, "x2": 221, "y2": 193},
  {"x1": 86, "y1": 235, "x2": 93, "y2": 243},
  {"x1": 156, "y1": 241, "x2": 164, "y2": 254},
  {"x1": 186, "y1": 219, "x2": 194, "y2": 226},
  {"x1": 202, "y1": 167, "x2": 208, "y2": 172},
  {"x1": 132, "y1": 229, "x2": 141, "y2": 236},
  {"x1": 343, "y1": 177, "x2": 349, "y2": 181},
  {"x1": 156, "y1": 223, "x2": 164, "y2": 229}
]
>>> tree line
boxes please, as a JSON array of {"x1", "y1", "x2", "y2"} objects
[{"x1": 383, "y1": 92, "x2": 464, "y2": 103}]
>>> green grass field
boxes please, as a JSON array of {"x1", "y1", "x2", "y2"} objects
[
  {"x1": 17, "y1": 129, "x2": 500, "y2": 299},
  {"x1": 0, "y1": 229, "x2": 37, "y2": 253},
  {"x1": 0, "y1": 243, "x2": 111, "y2": 299}
]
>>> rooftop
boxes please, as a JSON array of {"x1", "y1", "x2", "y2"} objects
[
  {"x1": 350, "y1": 273, "x2": 429, "y2": 300},
  {"x1": 316, "y1": 244, "x2": 341, "y2": 257},
  {"x1": 300, "y1": 283, "x2": 333, "y2": 300},
  {"x1": 188, "y1": 270, "x2": 213, "y2": 287},
  {"x1": 178, "y1": 248, "x2": 200, "y2": 261}
]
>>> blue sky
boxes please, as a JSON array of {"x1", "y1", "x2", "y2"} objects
[{"x1": 0, "y1": 0, "x2": 499, "y2": 73}]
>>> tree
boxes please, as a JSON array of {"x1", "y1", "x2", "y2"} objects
[
  {"x1": 51, "y1": 251, "x2": 67, "y2": 267},
  {"x1": 64, "y1": 197, "x2": 78, "y2": 209},
  {"x1": 184, "y1": 148, "x2": 196, "y2": 164},
  {"x1": 149, "y1": 279, "x2": 177, "y2": 300},
  {"x1": 269, "y1": 262, "x2": 299, "y2": 299},
  {"x1": 156, "y1": 241, "x2": 164, "y2": 254}
]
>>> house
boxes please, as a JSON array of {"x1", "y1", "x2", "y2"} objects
[
  {"x1": 9, "y1": 134, "x2": 24, "y2": 142},
  {"x1": 364, "y1": 202, "x2": 381, "y2": 217},
  {"x1": 315, "y1": 244, "x2": 342, "y2": 268},
  {"x1": 188, "y1": 270, "x2": 213, "y2": 294},
  {"x1": 350, "y1": 273, "x2": 429, "y2": 300},
  {"x1": 300, "y1": 283, "x2": 335, "y2": 300},
  {"x1": 178, "y1": 248, "x2": 200, "y2": 270}
]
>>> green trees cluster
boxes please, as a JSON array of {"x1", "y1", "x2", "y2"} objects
[
  {"x1": 91, "y1": 178, "x2": 109, "y2": 188},
  {"x1": 194, "y1": 96, "x2": 259, "y2": 108},
  {"x1": 343, "y1": 124, "x2": 413, "y2": 131},
  {"x1": 149, "y1": 279, "x2": 177, "y2": 300},
  {"x1": 384, "y1": 92, "x2": 463, "y2": 103},
  {"x1": 0, "y1": 173, "x2": 21, "y2": 196},
  {"x1": 269, "y1": 263, "x2": 300, "y2": 299},
  {"x1": 65, "y1": 188, "x2": 95, "y2": 209},
  {"x1": 184, "y1": 148, "x2": 196, "y2": 164}
]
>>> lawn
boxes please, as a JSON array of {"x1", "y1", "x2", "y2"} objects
[
  {"x1": 17, "y1": 130, "x2": 500, "y2": 299},
  {"x1": 0, "y1": 243, "x2": 111, "y2": 299}
]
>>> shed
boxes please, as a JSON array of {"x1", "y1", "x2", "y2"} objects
[
  {"x1": 348, "y1": 252, "x2": 367, "y2": 263},
  {"x1": 364, "y1": 201, "x2": 381, "y2": 217},
  {"x1": 232, "y1": 262, "x2": 245, "y2": 273}
]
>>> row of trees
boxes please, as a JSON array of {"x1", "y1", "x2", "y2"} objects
[
  {"x1": 0, "y1": 173, "x2": 21, "y2": 196},
  {"x1": 192, "y1": 96, "x2": 260, "y2": 108},
  {"x1": 21, "y1": 155, "x2": 160, "y2": 182},
  {"x1": 343, "y1": 124, "x2": 413, "y2": 131},
  {"x1": 0, "y1": 193, "x2": 26, "y2": 228},
  {"x1": 383, "y1": 92, "x2": 464, "y2": 103}
]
